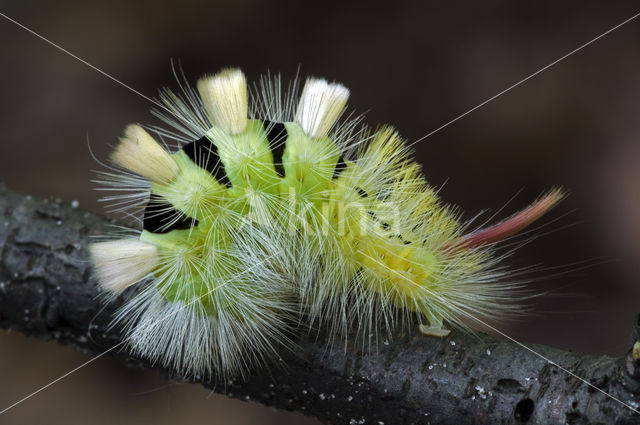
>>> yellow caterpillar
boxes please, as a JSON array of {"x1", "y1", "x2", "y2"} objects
[{"x1": 89, "y1": 68, "x2": 562, "y2": 378}]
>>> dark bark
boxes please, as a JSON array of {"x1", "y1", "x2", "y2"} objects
[{"x1": 0, "y1": 184, "x2": 639, "y2": 425}]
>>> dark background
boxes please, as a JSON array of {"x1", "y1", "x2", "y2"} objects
[{"x1": 1, "y1": 1, "x2": 639, "y2": 424}]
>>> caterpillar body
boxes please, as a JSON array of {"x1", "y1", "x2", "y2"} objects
[{"x1": 89, "y1": 68, "x2": 562, "y2": 379}]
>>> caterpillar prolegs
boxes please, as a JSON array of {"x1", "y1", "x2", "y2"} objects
[{"x1": 89, "y1": 68, "x2": 562, "y2": 378}]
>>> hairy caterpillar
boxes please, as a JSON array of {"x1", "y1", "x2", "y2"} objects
[{"x1": 89, "y1": 67, "x2": 562, "y2": 379}]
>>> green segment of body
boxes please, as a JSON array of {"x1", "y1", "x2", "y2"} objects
[{"x1": 140, "y1": 119, "x2": 462, "y2": 327}]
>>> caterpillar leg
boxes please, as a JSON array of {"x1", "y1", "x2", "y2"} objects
[
  {"x1": 418, "y1": 311, "x2": 451, "y2": 338},
  {"x1": 419, "y1": 325, "x2": 451, "y2": 338}
]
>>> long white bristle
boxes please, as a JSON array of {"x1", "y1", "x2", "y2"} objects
[
  {"x1": 197, "y1": 68, "x2": 248, "y2": 135},
  {"x1": 89, "y1": 238, "x2": 160, "y2": 293},
  {"x1": 110, "y1": 124, "x2": 179, "y2": 183},
  {"x1": 295, "y1": 78, "x2": 349, "y2": 139}
]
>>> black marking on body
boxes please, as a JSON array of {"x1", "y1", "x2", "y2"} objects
[
  {"x1": 263, "y1": 120, "x2": 287, "y2": 177},
  {"x1": 367, "y1": 209, "x2": 393, "y2": 232},
  {"x1": 143, "y1": 194, "x2": 196, "y2": 233},
  {"x1": 332, "y1": 155, "x2": 347, "y2": 179},
  {"x1": 392, "y1": 234, "x2": 413, "y2": 245},
  {"x1": 355, "y1": 187, "x2": 368, "y2": 198},
  {"x1": 182, "y1": 136, "x2": 232, "y2": 187}
]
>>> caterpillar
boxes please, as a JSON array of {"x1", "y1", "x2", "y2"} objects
[{"x1": 89, "y1": 67, "x2": 563, "y2": 379}]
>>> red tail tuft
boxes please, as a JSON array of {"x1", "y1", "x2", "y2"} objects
[{"x1": 446, "y1": 189, "x2": 565, "y2": 253}]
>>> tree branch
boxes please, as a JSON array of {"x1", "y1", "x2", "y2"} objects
[{"x1": 0, "y1": 184, "x2": 639, "y2": 425}]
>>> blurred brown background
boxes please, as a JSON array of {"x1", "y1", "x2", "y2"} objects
[{"x1": 1, "y1": 1, "x2": 639, "y2": 424}]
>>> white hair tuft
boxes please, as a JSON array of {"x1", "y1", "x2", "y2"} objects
[
  {"x1": 89, "y1": 238, "x2": 159, "y2": 293},
  {"x1": 110, "y1": 124, "x2": 179, "y2": 183},
  {"x1": 197, "y1": 68, "x2": 248, "y2": 135},
  {"x1": 295, "y1": 78, "x2": 349, "y2": 139}
]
